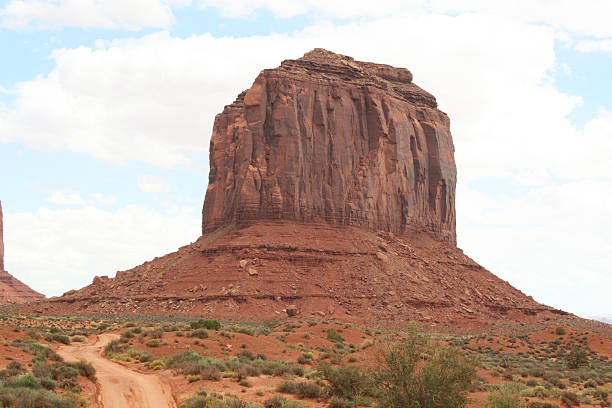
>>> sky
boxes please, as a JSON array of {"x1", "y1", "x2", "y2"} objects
[{"x1": 0, "y1": 0, "x2": 610, "y2": 318}]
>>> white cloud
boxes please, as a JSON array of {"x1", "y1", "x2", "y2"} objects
[
  {"x1": 199, "y1": 0, "x2": 612, "y2": 38},
  {"x1": 0, "y1": 31, "x2": 293, "y2": 167},
  {"x1": 0, "y1": 0, "x2": 191, "y2": 30},
  {"x1": 138, "y1": 175, "x2": 170, "y2": 193},
  {"x1": 3, "y1": 205, "x2": 200, "y2": 296},
  {"x1": 575, "y1": 39, "x2": 612, "y2": 54},
  {"x1": 91, "y1": 193, "x2": 117, "y2": 205},
  {"x1": 457, "y1": 179, "x2": 612, "y2": 317},
  {"x1": 199, "y1": 0, "x2": 426, "y2": 19},
  {"x1": 45, "y1": 190, "x2": 86, "y2": 205}
]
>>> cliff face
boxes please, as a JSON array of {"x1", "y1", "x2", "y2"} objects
[
  {"x1": 202, "y1": 49, "x2": 457, "y2": 243},
  {"x1": 0, "y1": 201, "x2": 45, "y2": 304}
]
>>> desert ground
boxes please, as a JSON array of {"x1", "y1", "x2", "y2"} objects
[{"x1": 0, "y1": 313, "x2": 609, "y2": 408}]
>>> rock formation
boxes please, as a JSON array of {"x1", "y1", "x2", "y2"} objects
[
  {"x1": 0, "y1": 201, "x2": 45, "y2": 304},
  {"x1": 16, "y1": 50, "x2": 570, "y2": 328},
  {"x1": 203, "y1": 49, "x2": 456, "y2": 243}
]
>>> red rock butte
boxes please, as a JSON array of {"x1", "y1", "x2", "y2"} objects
[
  {"x1": 203, "y1": 48, "x2": 456, "y2": 244},
  {"x1": 17, "y1": 50, "x2": 570, "y2": 328},
  {"x1": 0, "y1": 200, "x2": 45, "y2": 304}
]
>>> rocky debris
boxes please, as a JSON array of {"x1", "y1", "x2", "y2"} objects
[
  {"x1": 376, "y1": 252, "x2": 389, "y2": 262},
  {"x1": 92, "y1": 276, "x2": 109, "y2": 285},
  {"x1": 0, "y1": 201, "x2": 46, "y2": 304},
  {"x1": 246, "y1": 266, "x2": 258, "y2": 276},
  {"x1": 286, "y1": 305, "x2": 298, "y2": 317},
  {"x1": 202, "y1": 48, "x2": 456, "y2": 244}
]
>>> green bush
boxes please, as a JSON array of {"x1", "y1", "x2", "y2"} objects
[
  {"x1": 277, "y1": 380, "x2": 298, "y2": 394},
  {"x1": 0, "y1": 386, "x2": 80, "y2": 408},
  {"x1": 145, "y1": 339, "x2": 161, "y2": 348},
  {"x1": 188, "y1": 329, "x2": 209, "y2": 339},
  {"x1": 560, "y1": 391, "x2": 580, "y2": 407},
  {"x1": 295, "y1": 381, "x2": 322, "y2": 399},
  {"x1": 8, "y1": 374, "x2": 41, "y2": 389},
  {"x1": 372, "y1": 326, "x2": 476, "y2": 408},
  {"x1": 565, "y1": 347, "x2": 588, "y2": 369},
  {"x1": 329, "y1": 396, "x2": 354, "y2": 408},
  {"x1": 44, "y1": 334, "x2": 71, "y2": 345},
  {"x1": 327, "y1": 329, "x2": 344, "y2": 343},
  {"x1": 318, "y1": 363, "x2": 372, "y2": 404},
  {"x1": 148, "y1": 360, "x2": 166, "y2": 370},
  {"x1": 488, "y1": 382, "x2": 525, "y2": 408},
  {"x1": 190, "y1": 319, "x2": 221, "y2": 331},
  {"x1": 555, "y1": 327, "x2": 566, "y2": 335},
  {"x1": 264, "y1": 395, "x2": 287, "y2": 408}
]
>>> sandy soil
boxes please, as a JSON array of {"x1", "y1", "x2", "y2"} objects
[{"x1": 58, "y1": 333, "x2": 177, "y2": 408}]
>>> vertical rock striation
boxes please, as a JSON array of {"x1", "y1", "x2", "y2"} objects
[{"x1": 202, "y1": 49, "x2": 456, "y2": 243}]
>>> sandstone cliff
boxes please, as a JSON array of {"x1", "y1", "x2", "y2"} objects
[
  {"x1": 0, "y1": 201, "x2": 45, "y2": 304},
  {"x1": 203, "y1": 49, "x2": 456, "y2": 244}
]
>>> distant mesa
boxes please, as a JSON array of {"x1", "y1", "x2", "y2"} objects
[
  {"x1": 0, "y1": 200, "x2": 45, "y2": 304},
  {"x1": 16, "y1": 50, "x2": 571, "y2": 328}
]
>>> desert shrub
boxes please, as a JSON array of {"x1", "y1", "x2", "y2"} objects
[
  {"x1": 264, "y1": 395, "x2": 287, "y2": 408},
  {"x1": 104, "y1": 339, "x2": 128, "y2": 355},
  {"x1": 180, "y1": 394, "x2": 261, "y2": 408},
  {"x1": 295, "y1": 381, "x2": 322, "y2": 399},
  {"x1": 297, "y1": 353, "x2": 313, "y2": 365},
  {"x1": 560, "y1": 391, "x2": 580, "y2": 407},
  {"x1": 8, "y1": 374, "x2": 41, "y2": 389},
  {"x1": 148, "y1": 360, "x2": 166, "y2": 370},
  {"x1": 237, "y1": 350, "x2": 255, "y2": 360},
  {"x1": 488, "y1": 382, "x2": 525, "y2": 408},
  {"x1": 70, "y1": 335, "x2": 87, "y2": 343},
  {"x1": 39, "y1": 376, "x2": 57, "y2": 390},
  {"x1": 166, "y1": 350, "x2": 224, "y2": 379},
  {"x1": 145, "y1": 339, "x2": 161, "y2": 348},
  {"x1": 180, "y1": 392, "x2": 212, "y2": 408},
  {"x1": 66, "y1": 361, "x2": 96, "y2": 380},
  {"x1": 0, "y1": 386, "x2": 80, "y2": 408},
  {"x1": 190, "y1": 319, "x2": 221, "y2": 331},
  {"x1": 329, "y1": 396, "x2": 354, "y2": 408},
  {"x1": 188, "y1": 328, "x2": 209, "y2": 339},
  {"x1": 555, "y1": 327, "x2": 566, "y2": 335},
  {"x1": 372, "y1": 326, "x2": 476, "y2": 408},
  {"x1": 0, "y1": 361, "x2": 26, "y2": 378},
  {"x1": 277, "y1": 380, "x2": 298, "y2": 394},
  {"x1": 200, "y1": 366, "x2": 221, "y2": 380},
  {"x1": 527, "y1": 403, "x2": 559, "y2": 408},
  {"x1": 44, "y1": 334, "x2": 71, "y2": 345},
  {"x1": 318, "y1": 363, "x2": 372, "y2": 405},
  {"x1": 279, "y1": 400, "x2": 306, "y2": 408},
  {"x1": 144, "y1": 328, "x2": 164, "y2": 339},
  {"x1": 127, "y1": 348, "x2": 153, "y2": 363},
  {"x1": 565, "y1": 347, "x2": 588, "y2": 369},
  {"x1": 327, "y1": 329, "x2": 344, "y2": 343}
]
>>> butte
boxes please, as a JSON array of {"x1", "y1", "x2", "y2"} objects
[{"x1": 24, "y1": 49, "x2": 568, "y2": 329}]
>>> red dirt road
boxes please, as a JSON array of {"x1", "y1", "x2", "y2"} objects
[{"x1": 58, "y1": 333, "x2": 177, "y2": 408}]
